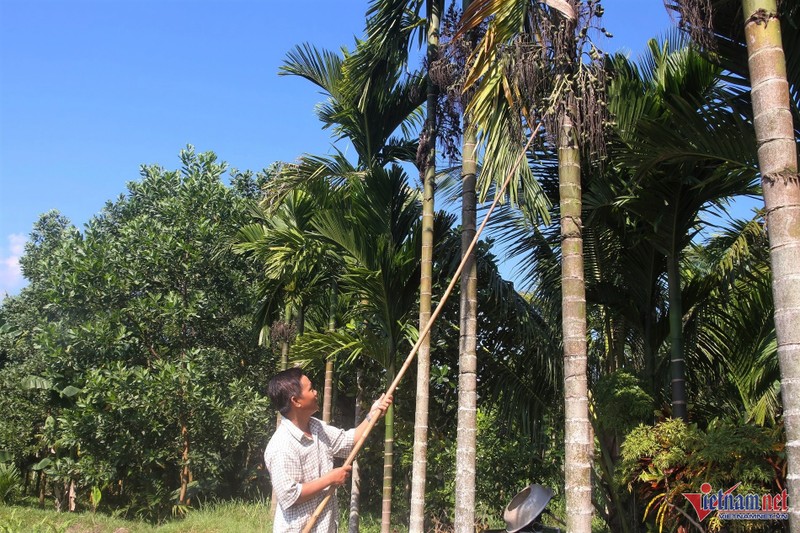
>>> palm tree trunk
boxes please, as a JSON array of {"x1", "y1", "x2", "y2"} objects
[
  {"x1": 322, "y1": 282, "x2": 337, "y2": 424},
  {"x1": 741, "y1": 0, "x2": 800, "y2": 527},
  {"x1": 382, "y1": 360, "x2": 396, "y2": 533},
  {"x1": 410, "y1": 2, "x2": 441, "y2": 531},
  {"x1": 454, "y1": 119, "x2": 478, "y2": 533},
  {"x1": 560, "y1": 111, "x2": 593, "y2": 533},
  {"x1": 279, "y1": 302, "x2": 293, "y2": 374},
  {"x1": 666, "y1": 251, "x2": 687, "y2": 420},
  {"x1": 322, "y1": 359, "x2": 334, "y2": 423},
  {"x1": 644, "y1": 249, "x2": 657, "y2": 397},
  {"x1": 348, "y1": 368, "x2": 364, "y2": 533}
]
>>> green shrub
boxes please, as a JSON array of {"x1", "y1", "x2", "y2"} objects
[
  {"x1": 618, "y1": 418, "x2": 784, "y2": 532},
  {"x1": 0, "y1": 463, "x2": 21, "y2": 504}
]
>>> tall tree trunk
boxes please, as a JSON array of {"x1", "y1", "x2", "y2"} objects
[
  {"x1": 280, "y1": 302, "x2": 293, "y2": 373},
  {"x1": 643, "y1": 249, "x2": 658, "y2": 397},
  {"x1": 741, "y1": 0, "x2": 800, "y2": 527},
  {"x1": 382, "y1": 360, "x2": 396, "y2": 533},
  {"x1": 454, "y1": 119, "x2": 478, "y2": 533},
  {"x1": 322, "y1": 283, "x2": 337, "y2": 424},
  {"x1": 296, "y1": 304, "x2": 305, "y2": 336},
  {"x1": 322, "y1": 361, "x2": 334, "y2": 423},
  {"x1": 348, "y1": 368, "x2": 364, "y2": 533},
  {"x1": 178, "y1": 420, "x2": 191, "y2": 505},
  {"x1": 560, "y1": 111, "x2": 593, "y2": 533},
  {"x1": 278, "y1": 302, "x2": 293, "y2": 381},
  {"x1": 38, "y1": 471, "x2": 46, "y2": 508},
  {"x1": 666, "y1": 249, "x2": 687, "y2": 420},
  {"x1": 68, "y1": 480, "x2": 76, "y2": 512},
  {"x1": 409, "y1": 1, "x2": 441, "y2": 531}
]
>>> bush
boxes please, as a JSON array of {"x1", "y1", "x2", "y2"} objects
[
  {"x1": 618, "y1": 418, "x2": 784, "y2": 532},
  {"x1": 0, "y1": 463, "x2": 21, "y2": 504}
]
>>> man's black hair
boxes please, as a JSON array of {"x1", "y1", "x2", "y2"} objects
[{"x1": 268, "y1": 367, "x2": 305, "y2": 415}]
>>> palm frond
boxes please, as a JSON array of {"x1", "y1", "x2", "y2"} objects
[
  {"x1": 688, "y1": 217, "x2": 778, "y2": 425},
  {"x1": 261, "y1": 151, "x2": 362, "y2": 210},
  {"x1": 291, "y1": 330, "x2": 362, "y2": 366},
  {"x1": 360, "y1": 0, "x2": 426, "y2": 74},
  {"x1": 279, "y1": 43, "x2": 345, "y2": 95}
]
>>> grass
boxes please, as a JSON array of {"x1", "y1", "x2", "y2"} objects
[
  {"x1": 0, "y1": 501, "x2": 408, "y2": 533},
  {"x1": 348, "y1": 513, "x2": 408, "y2": 533},
  {"x1": 0, "y1": 501, "x2": 274, "y2": 533},
  {"x1": 158, "y1": 500, "x2": 274, "y2": 533}
]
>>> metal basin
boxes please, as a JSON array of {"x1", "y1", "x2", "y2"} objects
[{"x1": 503, "y1": 484, "x2": 554, "y2": 533}]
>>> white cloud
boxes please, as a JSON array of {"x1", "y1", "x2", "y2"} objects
[{"x1": 0, "y1": 233, "x2": 27, "y2": 298}]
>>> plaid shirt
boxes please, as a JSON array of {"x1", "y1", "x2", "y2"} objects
[{"x1": 264, "y1": 416, "x2": 355, "y2": 533}]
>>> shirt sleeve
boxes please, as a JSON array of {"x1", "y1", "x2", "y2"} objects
[
  {"x1": 264, "y1": 444, "x2": 303, "y2": 510},
  {"x1": 321, "y1": 423, "x2": 356, "y2": 459}
]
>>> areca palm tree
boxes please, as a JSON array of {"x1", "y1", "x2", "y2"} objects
[
  {"x1": 289, "y1": 165, "x2": 457, "y2": 531},
  {"x1": 579, "y1": 38, "x2": 762, "y2": 529},
  {"x1": 666, "y1": 0, "x2": 800, "y2": 524},
  {"x1": 233, "y1": 189, "x2": 335, "y2": 346},
  {"x1": 349, "y1": 3, "x2": 443, "y2": 527},
  {"x1": 232, "y1": 187, "x2": 339, "y2": 514},
  {"x1": 606, "y1": 36, "x2": 760, "y2": 420},
  {"x1": 279, "y1": 42, "x2": 424, "y2": 171},
  {"x1": 423, "y1": 1, "x2": 485, "y2": 527},
  {"x1": 728, "y1": 5, "x2": 800, "y2": 527},
  {"x1": 577, "y1": 37, "x2": 762, "y2": 529},
  {"x1": 456, "y1": 70, "x2": 481, "y2": 533},
  {"x1": 278, "y1": 37, "x2": 426, "y2": 531},
  {"x1": 483, "y1": 33, "x2": 766, "y2": 530},
  {"x1": 357, "y1": 3, "x2": 554, "y2": 528},
  {"x1": 460, "y1": 2, "x2": 599, "y2": 529},
  {"x1": 416, "y1": 4, "x2": 440, "y2": 525}
]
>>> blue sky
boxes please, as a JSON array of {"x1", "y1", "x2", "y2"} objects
[{"x1": 0, "y1": 0, "x2": 700, "y2": 295}]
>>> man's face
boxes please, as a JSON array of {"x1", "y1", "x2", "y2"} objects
[{"x1": 292, "y1": 374, "x2": 319, "y2": 414}]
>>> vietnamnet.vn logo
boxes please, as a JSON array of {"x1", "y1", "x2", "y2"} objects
[{"x1": 683, "y1": 482, "x2": 789, "y2": 521}]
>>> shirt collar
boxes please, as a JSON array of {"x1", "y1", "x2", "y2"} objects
[{"x1": 280, "y1": 415, "x2": 321, "y2": 443}]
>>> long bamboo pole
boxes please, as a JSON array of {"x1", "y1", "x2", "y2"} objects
[{"x1": 301, "y1": 125, "x2": 540, "y2": 533}]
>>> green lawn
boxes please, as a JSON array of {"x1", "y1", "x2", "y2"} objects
[
  {"x1": 0, "y1": 502, "x2": 403, "y2": 533},
  {"x1": 0, "y1": 501, "x2": 273, "y2": 533}
]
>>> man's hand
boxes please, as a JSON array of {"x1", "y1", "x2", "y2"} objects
[
  {"x1": 368, "y1": 393, "x2": 393, "y2": 421},
  {"x1": 328, "y1": 465, "x2": 352, "y2": 487},
  {"x1": 297, "y1": 465, "x2": 352, "y2": 504}
]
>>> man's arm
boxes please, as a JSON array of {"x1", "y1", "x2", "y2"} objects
[
  {"x1": 294, "y1": 465, "x2": 352, "y2": 505},
  {"x1": 267, "y1": 445, "x2": 353, "y2": 509},
  {"x1": 354, "y1": 393, "x2": 393, "y2": 442}
]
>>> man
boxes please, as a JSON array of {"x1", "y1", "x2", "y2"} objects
[{"x1": 264, "y1": 367, "x2": 392, "y2": 532}]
